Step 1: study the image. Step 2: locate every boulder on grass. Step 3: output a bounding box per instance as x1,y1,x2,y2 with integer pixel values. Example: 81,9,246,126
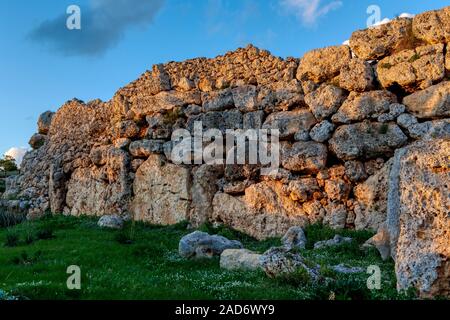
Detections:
98,215,124,229
220,249,262,271
179,231,243,259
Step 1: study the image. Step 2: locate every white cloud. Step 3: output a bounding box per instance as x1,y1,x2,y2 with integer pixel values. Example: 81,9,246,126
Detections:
281,0,343,25
399,13,415,19
4,147,29,167
369,13,415,29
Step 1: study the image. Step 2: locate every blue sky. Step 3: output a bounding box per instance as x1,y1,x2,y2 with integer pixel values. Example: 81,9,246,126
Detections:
0,0,448,163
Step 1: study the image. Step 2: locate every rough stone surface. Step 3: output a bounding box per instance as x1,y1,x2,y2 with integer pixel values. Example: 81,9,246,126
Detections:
212,185,309,240
131,154,191,225
412,6,450,44
339,58,375,92
305,84,346,120
310,120,335,143
363,223,391,261
260,247,321,281
262,109,316,139
297,46,351,83
97,215,124,229
329,122,408,160
29,133,46,149
402,81,450,118
37,111,55,135
179,231,243,259
220,249,262,271
350,18,415,60
377,44,445,91
280,141,327,173
281,226,307,250
314,235,353,249
332,91,397,124
354,159,393,231
387,139,450,298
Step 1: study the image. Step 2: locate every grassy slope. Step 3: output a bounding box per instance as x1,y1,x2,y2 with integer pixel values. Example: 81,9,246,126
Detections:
0,215,414,300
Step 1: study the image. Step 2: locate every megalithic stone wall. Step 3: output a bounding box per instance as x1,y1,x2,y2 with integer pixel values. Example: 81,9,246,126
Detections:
1,5,449,298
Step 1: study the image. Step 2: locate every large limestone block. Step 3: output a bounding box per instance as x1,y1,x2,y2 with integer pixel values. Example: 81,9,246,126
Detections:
131,154,191,225
377,44,445,92
212,181,309,240
296,45,351,83
354,158,393,231
280,141,327,173
262,109,316,139
305,84,346,120
329,122,407,160
412,6,450,44
37,111,55,135
65,148,132,216
339,58,375,92
350,18,415,60
387,139,450,298
402,81,450,118
332,90,397,124
130,90,201,118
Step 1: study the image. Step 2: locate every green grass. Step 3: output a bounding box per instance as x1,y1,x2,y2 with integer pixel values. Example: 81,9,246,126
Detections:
0,215,416,300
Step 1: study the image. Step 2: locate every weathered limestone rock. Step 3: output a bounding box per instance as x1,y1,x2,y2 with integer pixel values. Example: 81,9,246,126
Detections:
363,223,391,261
114,120,140,139
97,215,124,229
412,6,450,44
377,103,406,122
314,235,352,249
344,160,368,183
354,159,393,231
387,139,450,298
339,58,375,92
332,91,397,124
260,247,321,281
262,109,316,139
296,45,351,83
179,231,243,259
65,148,132,216
305,84,346,120
402,81,450,118
29,133,46,149
282,226,307,250
37,111,55,134
190,165,224,227
309,120,335,142
220,249,262,271
286,178,320,203
131,154,191,225
202,88,234,112
329,122,408,160
280,141,327,173
243,110,265,130
323,202,348,230
257,80,304,112
324,178,351,202
377,44,445,91
232,85,258,112
212,184,309,240
130,90,201,119
129,139,164,158
350,18,415,60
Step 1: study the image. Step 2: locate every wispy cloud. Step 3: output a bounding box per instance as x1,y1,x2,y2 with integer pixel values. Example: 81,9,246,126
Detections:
4,147,29,167
29,0,165,56
281,0,342,25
